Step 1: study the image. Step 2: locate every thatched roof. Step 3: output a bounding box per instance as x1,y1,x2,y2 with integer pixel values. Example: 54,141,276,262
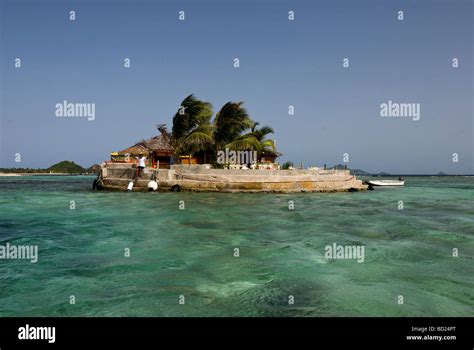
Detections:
118,135,173,155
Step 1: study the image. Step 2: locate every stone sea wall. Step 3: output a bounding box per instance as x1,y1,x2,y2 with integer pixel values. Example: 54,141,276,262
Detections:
98,163,367,192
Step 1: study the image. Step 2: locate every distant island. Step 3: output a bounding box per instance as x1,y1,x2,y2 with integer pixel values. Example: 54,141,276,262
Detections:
0,161,100,175
0,160,465,177
329,164,371,176
325,165,461,176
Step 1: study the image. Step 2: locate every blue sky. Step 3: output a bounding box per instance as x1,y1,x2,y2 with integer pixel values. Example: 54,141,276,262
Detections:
1,0,472,174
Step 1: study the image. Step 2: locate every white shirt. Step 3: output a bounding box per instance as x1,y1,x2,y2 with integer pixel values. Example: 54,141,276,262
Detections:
138,157,146,167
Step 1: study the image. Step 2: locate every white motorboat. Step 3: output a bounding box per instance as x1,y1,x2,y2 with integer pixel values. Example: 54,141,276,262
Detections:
368,179,405,187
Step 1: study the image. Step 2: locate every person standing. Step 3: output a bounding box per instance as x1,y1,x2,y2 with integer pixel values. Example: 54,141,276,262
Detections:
136,154,146,178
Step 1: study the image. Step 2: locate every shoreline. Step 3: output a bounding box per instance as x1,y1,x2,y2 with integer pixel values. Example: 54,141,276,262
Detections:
1,172,472,178
0,173,95,177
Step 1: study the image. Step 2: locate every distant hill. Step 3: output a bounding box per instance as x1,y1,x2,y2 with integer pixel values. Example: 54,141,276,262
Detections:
351,169,371,176
330,164,348,170
0,160,90,174
47,161,85,174
330,164,371,176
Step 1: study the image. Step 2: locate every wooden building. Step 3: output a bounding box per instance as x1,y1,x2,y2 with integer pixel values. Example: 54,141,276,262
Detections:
111,135,174,169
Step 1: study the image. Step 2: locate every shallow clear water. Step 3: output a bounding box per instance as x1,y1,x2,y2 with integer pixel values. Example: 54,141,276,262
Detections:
0,176,472,316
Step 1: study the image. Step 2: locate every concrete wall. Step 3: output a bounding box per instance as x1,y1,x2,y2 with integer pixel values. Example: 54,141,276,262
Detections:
99,163,367,192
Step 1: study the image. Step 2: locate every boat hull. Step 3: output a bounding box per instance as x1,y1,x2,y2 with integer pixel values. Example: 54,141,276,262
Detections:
368,180,404,186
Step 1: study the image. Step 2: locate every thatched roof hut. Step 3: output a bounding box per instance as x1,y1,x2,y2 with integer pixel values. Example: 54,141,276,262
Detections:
117,135,173,156
111,133,174,169
259,150,282,163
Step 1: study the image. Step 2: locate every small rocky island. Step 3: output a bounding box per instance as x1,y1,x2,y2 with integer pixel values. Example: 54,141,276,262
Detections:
0,161,100,176
94,95,367,193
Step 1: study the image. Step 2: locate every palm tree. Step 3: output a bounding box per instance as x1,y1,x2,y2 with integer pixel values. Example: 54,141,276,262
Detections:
226,122,275,153
213,102,254,150
169,96,278,165
156,124,172,144
178,123,214,163
248,122,276,153
171,94,213,159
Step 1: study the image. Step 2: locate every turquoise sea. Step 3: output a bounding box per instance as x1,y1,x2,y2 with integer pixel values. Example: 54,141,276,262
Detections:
0,176,472,316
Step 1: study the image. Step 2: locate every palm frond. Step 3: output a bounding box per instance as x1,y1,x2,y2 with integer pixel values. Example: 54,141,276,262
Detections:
225,137,261,151
260,139,276,151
